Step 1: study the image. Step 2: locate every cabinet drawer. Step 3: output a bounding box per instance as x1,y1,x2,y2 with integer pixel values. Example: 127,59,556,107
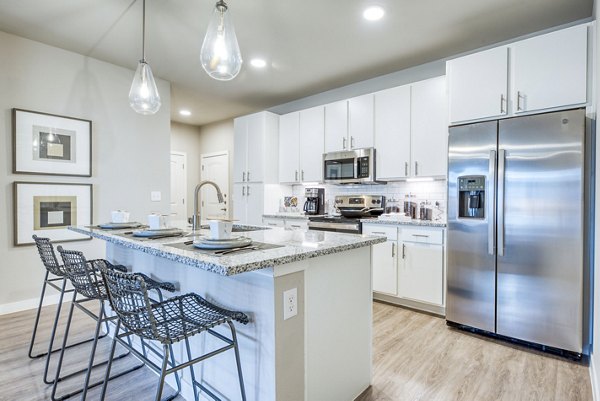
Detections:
263,218,284,228
363,225,398,241
401,227,443,244
285,220,308,230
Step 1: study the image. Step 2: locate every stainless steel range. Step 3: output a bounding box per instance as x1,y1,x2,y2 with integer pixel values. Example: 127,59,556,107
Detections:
308,195,385,234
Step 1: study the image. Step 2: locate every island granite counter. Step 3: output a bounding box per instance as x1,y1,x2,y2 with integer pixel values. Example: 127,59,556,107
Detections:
69,225,385,401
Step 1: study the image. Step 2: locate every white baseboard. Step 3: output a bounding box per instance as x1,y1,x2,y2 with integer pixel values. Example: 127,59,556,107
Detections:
0,293,63,316
591,354,600,401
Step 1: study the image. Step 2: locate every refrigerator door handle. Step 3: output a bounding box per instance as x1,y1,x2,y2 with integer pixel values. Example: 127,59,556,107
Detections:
488,150,497,255
498,149,506,256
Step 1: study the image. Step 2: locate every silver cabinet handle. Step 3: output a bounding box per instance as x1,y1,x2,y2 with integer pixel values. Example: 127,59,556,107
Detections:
372,231,386,235
242,186,246,196
488,150,497,255
414,161,418,176
247,171,250,181
412,234,429,238
498,150,506,256
516,91,523,111
392,242,396,258
342,137,347,149
295,170,298,181
351,136,355,149
290,224,301,228
247,185,251,196
402,243,406,259
301,170,305,181
267,223,278,226
405,162,408,176
242,171,246,182
500,94,505,114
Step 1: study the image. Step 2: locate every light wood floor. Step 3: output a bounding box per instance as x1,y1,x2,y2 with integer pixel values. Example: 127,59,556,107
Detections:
0,301,592,401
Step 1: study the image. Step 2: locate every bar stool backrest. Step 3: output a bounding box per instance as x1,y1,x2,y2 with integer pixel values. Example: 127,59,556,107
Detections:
32,235,65,277
100,268,158,340
57,246,106,300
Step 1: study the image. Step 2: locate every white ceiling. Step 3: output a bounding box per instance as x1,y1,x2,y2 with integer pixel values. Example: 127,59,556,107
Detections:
0,0,593,126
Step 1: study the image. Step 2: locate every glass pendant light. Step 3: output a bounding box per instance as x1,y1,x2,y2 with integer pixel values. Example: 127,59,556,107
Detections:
200,0,243,81
129,0,161,114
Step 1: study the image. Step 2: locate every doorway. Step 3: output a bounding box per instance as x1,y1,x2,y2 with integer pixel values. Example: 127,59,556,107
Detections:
200,151,230,220
170,152,187,222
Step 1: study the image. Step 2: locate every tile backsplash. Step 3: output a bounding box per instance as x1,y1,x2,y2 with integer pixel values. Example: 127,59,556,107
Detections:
277,180,447,220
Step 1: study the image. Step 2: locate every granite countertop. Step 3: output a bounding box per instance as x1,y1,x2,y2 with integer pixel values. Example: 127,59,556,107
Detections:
262,213,325,220
69,224,385,276
361,219,447,228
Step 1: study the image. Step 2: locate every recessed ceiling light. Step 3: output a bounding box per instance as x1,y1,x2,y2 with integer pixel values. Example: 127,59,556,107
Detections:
363,6,385,21
250,58,267,68
179,109,191,116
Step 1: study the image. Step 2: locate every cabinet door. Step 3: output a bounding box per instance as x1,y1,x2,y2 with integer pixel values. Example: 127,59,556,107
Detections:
348,94,374,149
398,242,443,305
245,113,265,183
372,240,398,295
512,24,587,114
447,46,508,124
245,183,264,226
374,85,411,179
279,112,300,183
299,106,325,182
232,184,246,223
411,76,448,177
324,100,349,152
233,118,247,183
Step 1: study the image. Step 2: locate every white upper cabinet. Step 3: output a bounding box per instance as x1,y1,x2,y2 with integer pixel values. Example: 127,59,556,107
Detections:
324,100,349,153
447,46,509,124
447,23,589,124
299,106,325,182
411,76,448,177
278,112,300,183
374,85,411,179
511,24,588,114
348,94,374,149
233,111,279,184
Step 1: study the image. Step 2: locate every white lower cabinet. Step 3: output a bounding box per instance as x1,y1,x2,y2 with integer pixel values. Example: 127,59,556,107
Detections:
262,216,308,230
364,223,445,313
284,220,308,230
263,217,285,228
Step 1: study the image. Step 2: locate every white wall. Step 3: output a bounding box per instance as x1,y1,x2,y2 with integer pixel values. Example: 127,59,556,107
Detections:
171,121,202,218
0,31,171,311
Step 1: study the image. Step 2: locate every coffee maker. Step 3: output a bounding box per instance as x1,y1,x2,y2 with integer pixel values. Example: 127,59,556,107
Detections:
304,188,325,215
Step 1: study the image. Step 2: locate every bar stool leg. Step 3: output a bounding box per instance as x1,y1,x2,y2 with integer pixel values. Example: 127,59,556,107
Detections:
28,271,51,358
168,344,182,398
100,320,120,401
228,321,247,401
42,278,69,383
81,301,106,400
184,337,200,401
155,344,171,401
51,291,78,401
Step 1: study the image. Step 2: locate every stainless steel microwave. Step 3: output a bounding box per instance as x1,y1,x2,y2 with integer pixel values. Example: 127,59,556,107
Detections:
323,148,384,184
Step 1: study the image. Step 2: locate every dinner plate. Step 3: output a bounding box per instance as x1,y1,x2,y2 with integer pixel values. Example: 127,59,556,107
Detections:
98,222,144,229
197,235,243,243
193,237,252,250
133,228,184,238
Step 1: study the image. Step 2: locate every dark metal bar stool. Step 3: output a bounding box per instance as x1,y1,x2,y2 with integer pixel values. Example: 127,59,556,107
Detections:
99,268,249,401
53,246,178,401
31,235,115,386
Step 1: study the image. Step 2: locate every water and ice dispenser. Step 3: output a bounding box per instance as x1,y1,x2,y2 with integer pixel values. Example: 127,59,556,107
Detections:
458,176,485,219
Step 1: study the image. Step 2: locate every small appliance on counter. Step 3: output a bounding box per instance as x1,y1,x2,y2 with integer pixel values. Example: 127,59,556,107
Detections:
303,188,325,215
308,195,385,234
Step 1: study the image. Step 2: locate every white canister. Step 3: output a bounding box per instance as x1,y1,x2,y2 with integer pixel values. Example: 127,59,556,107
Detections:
148,214,169,230
208,220,233,240
111,210,130,223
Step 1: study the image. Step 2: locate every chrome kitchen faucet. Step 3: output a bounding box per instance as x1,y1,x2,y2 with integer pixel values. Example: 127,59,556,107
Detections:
192,180,225,231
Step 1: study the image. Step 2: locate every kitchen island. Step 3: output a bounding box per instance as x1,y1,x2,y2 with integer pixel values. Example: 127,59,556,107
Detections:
69,224,385,401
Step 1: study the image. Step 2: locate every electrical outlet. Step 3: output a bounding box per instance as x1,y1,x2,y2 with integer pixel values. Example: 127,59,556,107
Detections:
151,191,161,202
283,288,297,320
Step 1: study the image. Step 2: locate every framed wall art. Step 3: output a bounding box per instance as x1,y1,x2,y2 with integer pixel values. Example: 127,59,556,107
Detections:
13,181,92,246
13,108,92,177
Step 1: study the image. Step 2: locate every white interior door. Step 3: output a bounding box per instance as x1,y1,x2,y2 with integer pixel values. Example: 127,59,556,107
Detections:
170,152,187,221
201,151,230,221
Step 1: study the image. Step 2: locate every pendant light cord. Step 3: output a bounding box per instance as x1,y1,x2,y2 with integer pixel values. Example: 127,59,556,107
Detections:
141,0,146,62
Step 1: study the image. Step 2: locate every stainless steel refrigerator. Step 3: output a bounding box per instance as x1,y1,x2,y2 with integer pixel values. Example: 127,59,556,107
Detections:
446,108,590,355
